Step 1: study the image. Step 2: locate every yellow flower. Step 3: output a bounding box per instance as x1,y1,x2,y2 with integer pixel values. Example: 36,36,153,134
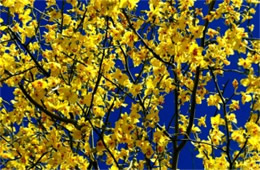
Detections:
194,140,212,159
19,9,32,26
207,94,221,109
96,140,105,155
58,86,78,104
0,25,7,31
248,136,260,150
119,0,139,9
210,128,224,145
122,31,138,48
207,28,219,38
189,25,205,39
192,125,201,133
231,128,246,144
229,100,240,111
214,154,229,169
238,58,252,69
189,43,203,60
110,163,119,170
211,114,225,128
62,14,72,26
232,0,243,8
153,129,164,144
113,69,129,85
226,113,237,124
245,121,260,137
241,92,252,104
72,129,82,140
46,0,56,7
1,0,14,8
232,79,239,89
130,83,142,97
179,0,195,10
145,146,154,158
198,115,207,127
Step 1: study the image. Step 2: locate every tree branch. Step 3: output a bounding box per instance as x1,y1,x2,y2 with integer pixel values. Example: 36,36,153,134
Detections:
18,81,81,129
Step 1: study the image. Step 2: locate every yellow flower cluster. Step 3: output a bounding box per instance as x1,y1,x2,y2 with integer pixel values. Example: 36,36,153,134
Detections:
0,0,259,169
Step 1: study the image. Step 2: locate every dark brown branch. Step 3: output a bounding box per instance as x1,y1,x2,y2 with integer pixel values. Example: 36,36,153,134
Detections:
0,66,36,84
101,96,117,136
209,67,232,168
231,139,248,168
28,151,50,169
172,1,216,168
176,66,201,150
86,16,109,117
7,27,50,77
60,0,65,34
122,10,174,67
172,87,179,169
87,119,120,169
74,7,88,32
18,82,81,129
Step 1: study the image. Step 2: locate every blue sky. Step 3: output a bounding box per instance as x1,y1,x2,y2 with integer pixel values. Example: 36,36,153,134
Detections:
0,0,259,169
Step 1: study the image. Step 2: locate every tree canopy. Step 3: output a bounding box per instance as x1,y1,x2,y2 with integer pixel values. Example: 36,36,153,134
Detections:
0,0,259,169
